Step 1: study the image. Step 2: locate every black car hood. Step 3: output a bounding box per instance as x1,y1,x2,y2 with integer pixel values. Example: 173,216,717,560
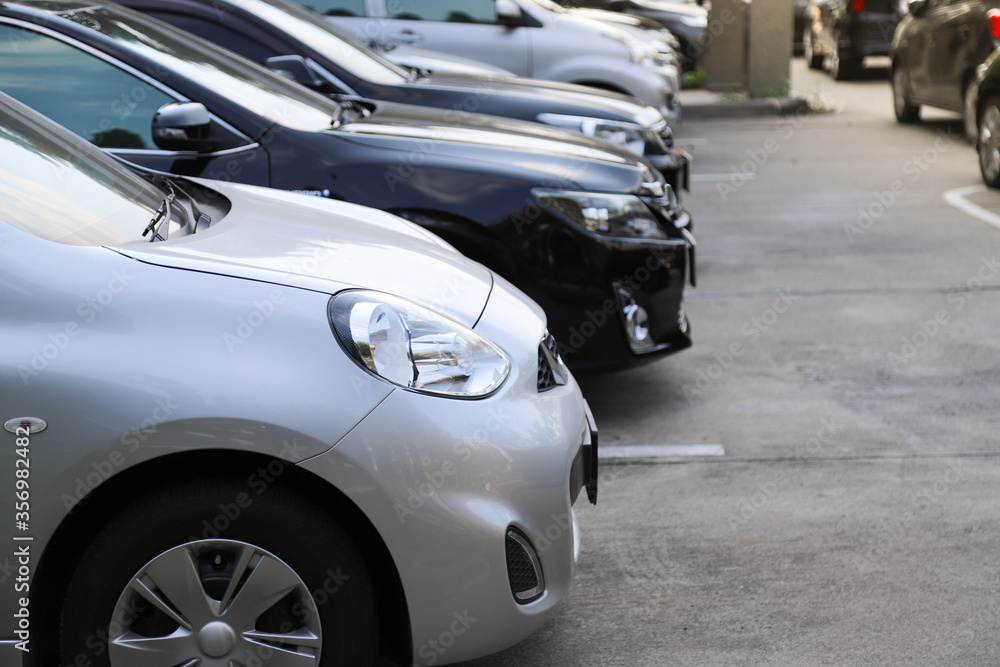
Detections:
330,100,647,170
411,73,665,127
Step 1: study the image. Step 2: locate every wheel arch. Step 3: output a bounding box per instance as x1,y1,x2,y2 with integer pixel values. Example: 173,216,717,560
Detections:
33,448,413,666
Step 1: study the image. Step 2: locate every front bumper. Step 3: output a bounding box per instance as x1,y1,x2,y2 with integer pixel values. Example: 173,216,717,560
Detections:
299,278,596,665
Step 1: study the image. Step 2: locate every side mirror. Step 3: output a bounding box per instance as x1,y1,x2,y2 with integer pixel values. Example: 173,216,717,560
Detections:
264,55,325,88
151,102,214,152
907,0,929,16
496,0,522,24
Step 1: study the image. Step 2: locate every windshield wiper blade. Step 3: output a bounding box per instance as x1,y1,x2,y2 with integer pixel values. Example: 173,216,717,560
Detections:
142,192,175,242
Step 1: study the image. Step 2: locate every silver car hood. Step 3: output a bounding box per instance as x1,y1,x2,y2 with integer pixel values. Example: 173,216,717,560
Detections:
113,181,494,326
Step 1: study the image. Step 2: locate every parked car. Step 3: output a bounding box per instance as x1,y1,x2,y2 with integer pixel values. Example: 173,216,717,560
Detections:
795,0,810,53
0,0,694,372
381,44,519,76
803,0,903,80
303,0,682,119
557,0,709,71
891,0,1000,138
0,89,597,666
970,48,1000,185
115,0,690,191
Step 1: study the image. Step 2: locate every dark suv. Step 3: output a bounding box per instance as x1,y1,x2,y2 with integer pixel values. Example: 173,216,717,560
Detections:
804,0,903,80
891,0,1000,138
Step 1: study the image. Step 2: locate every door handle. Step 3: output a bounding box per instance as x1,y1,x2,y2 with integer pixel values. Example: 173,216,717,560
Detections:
390,29,423,46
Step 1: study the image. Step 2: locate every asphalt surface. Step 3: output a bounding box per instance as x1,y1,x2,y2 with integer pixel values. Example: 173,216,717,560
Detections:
455,58,1000,666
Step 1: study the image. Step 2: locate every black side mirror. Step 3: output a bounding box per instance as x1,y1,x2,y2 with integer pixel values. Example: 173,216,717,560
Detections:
907,0,929,16
264,55,325,87
151,102,214,152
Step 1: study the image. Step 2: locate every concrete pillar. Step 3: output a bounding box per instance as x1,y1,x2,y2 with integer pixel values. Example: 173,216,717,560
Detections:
746,0,794,98
702,0,748,92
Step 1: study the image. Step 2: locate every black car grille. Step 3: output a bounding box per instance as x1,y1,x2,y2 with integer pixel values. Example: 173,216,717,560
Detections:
505,528,544,603
537,331,563,392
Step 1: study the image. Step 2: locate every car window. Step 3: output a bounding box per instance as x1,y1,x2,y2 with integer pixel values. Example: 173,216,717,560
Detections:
299,0,367,16
144,12,281,65
233,0,408,85
386,0,500,24
39,6,339,133
0,24,176,150
0,95,170,245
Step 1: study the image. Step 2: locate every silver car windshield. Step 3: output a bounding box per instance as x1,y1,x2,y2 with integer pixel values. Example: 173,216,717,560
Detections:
0,96,170,245
55,5,341,132
235,0,409,85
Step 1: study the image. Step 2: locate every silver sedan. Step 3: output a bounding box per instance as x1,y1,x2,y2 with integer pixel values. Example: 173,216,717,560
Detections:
0,92,597,667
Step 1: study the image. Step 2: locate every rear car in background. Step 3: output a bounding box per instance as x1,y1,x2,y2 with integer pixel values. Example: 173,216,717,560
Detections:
891,0,1000,138
0,90,597,667
804,0,903,79
306,0,682,121
559,0,708,71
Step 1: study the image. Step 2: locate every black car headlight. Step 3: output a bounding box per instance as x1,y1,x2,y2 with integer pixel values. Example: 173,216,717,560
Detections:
533,189,668,240
330,291,510,398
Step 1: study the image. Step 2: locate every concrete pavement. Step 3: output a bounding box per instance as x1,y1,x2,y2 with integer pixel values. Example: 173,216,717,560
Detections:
454,57,1000,666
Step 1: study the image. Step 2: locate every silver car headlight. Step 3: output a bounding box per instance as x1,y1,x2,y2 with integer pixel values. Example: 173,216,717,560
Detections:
536,113,649,155
329,291,510,398
533,189,667,240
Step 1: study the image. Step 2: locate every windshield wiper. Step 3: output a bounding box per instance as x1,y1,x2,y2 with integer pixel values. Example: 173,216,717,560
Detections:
142,190,175,242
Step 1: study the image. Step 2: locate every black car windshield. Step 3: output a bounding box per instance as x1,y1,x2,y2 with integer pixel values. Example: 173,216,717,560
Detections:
53,3,342,132
0,94,171,245
234,0,408,85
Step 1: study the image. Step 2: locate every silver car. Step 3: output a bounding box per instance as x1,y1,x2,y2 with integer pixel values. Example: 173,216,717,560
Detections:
0,92,597,667
306,0,680,119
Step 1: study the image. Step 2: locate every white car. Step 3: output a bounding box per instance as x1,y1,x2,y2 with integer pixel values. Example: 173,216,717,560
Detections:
0,91,597,667
304,0,680,119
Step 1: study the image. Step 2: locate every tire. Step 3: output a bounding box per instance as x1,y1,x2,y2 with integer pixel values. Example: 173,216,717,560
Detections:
59,477,378,667
804,31,823,70
979,97,1000,188
892,67,920,123
964,80,978,144
830,37,859,81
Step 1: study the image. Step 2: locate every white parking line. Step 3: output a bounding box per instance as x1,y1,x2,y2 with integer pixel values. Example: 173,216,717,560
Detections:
943,185,1000,230
598,444,725,459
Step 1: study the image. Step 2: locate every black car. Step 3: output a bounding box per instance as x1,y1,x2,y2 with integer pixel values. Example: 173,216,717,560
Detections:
559,0,708,71
969,48,1000,185
0,0,694,371
892,0,1000,138
804,0,903,79
112,0,690,193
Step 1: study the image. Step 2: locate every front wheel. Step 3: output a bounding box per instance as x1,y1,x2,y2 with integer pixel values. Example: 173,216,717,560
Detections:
979,97,1000,188
892,67,920,123
59,477,379,667
830,37,859,81
804,31,823,69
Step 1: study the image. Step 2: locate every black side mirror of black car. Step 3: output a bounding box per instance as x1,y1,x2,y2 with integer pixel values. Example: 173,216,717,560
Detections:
152,102,214,152
907,0,929,16
264,55,325,88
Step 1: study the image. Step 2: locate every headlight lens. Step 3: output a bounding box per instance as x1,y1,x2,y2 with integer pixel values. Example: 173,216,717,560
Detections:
329,291,510,398
533,189,668,240
536,113,649,155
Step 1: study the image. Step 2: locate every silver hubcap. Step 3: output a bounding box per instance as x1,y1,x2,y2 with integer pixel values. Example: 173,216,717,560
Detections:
981,106,1000,182
108,539,322,667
